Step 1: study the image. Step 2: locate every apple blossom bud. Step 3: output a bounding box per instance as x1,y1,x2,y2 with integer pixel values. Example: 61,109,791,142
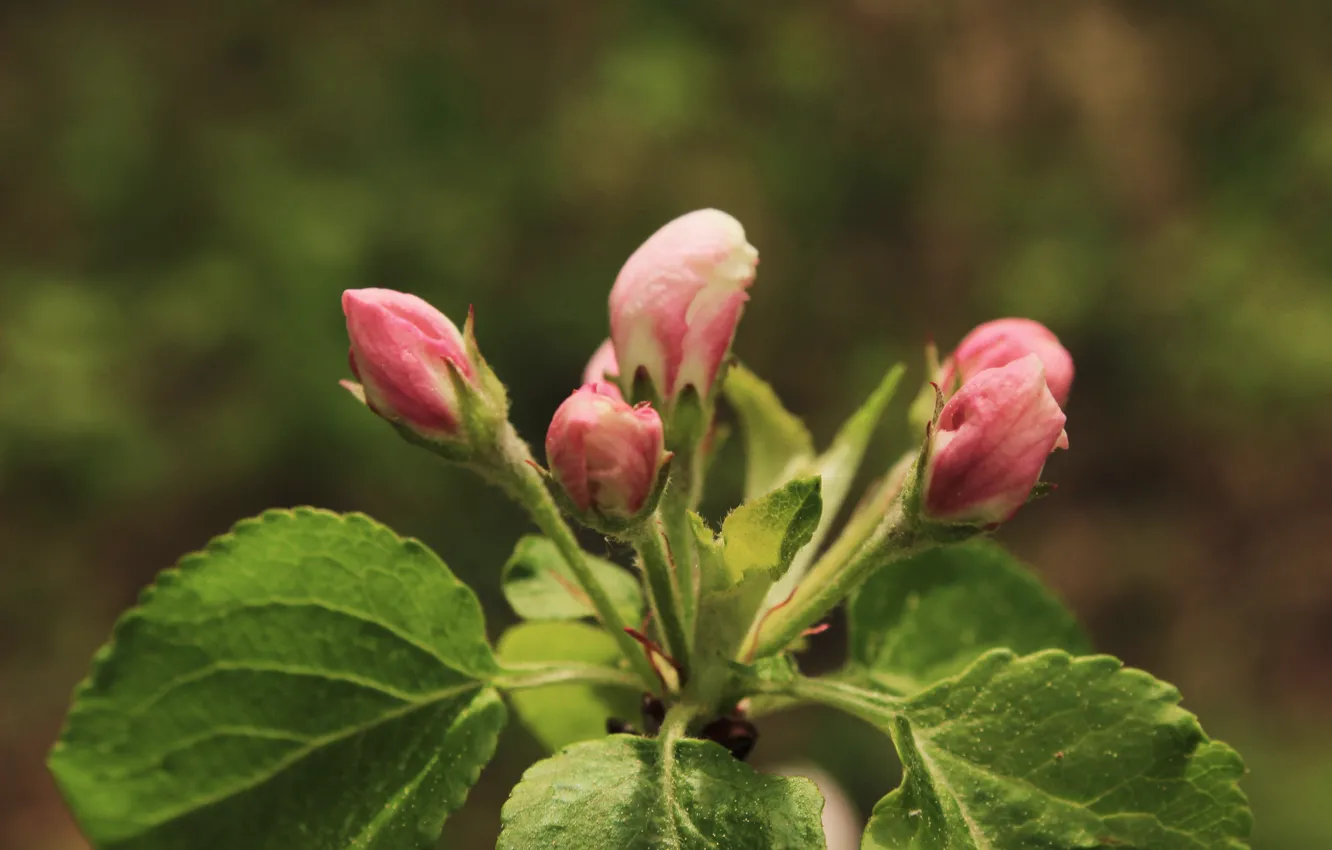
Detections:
947,318,1074,407
545,382,667,520
583,339,621,391
609,209,758,404
343,288,473,439
923,355,1068,524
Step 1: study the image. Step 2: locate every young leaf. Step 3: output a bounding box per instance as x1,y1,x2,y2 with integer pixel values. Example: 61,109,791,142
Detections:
846,540,1089,694
501,534,643,623
48,508,506,850
862,650,1252,850
720,476,823,585
497,621,640,753
498,734,827,849
723,363,814,500
765,363,905,606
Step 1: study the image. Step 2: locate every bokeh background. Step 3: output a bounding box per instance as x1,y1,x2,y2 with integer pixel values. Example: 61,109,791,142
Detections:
3,2,1331,847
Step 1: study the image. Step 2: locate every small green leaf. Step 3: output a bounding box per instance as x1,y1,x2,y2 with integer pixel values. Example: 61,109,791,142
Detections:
723,363,815,500
498,733,827,849
720,476,823,585
846,540,1089,694
498,621,639,753
502,534,643,623
48,508,506,850
863,650,1252,850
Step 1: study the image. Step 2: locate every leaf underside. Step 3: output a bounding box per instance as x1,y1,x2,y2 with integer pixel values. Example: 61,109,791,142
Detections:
48,508,506,850
499,734,828,850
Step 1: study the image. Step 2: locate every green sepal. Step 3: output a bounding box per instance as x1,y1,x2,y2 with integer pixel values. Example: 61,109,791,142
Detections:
545,458,674,538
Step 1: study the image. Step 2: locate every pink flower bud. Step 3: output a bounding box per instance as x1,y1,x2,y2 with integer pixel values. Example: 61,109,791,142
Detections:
946,318,1074,407
923,355,1068,524
342,288,473,438
609,209,758,401
546,382,666,518
583,339,621,391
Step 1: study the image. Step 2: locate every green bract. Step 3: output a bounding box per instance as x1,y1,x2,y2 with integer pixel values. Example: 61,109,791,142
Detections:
48,287,1251,849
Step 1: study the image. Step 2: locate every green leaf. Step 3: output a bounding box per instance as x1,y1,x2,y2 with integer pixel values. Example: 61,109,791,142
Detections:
723,363,815,500
501,534,643,623
498,621,639,753
862,650,1252,850
48,508,506,850
846,540,1089,694
766,363,905,607
498,733,827,849
720,476,823,586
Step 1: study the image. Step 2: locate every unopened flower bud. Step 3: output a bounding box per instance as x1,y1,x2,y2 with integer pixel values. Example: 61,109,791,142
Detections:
583,339,621,394
609,209,758,405
545,382,667,520
343,288,474,439
946,318,1074,407
923,355,1068,524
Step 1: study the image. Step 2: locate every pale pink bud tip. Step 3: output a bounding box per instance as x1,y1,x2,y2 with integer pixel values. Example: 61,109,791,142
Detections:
951,318,1074,407
609,209,758,400
924,355,1068,524
546,382,667,518
342,288,473,437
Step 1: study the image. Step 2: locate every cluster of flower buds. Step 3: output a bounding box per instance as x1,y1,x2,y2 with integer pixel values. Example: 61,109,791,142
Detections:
916,318,1073,526
339,212,1072,536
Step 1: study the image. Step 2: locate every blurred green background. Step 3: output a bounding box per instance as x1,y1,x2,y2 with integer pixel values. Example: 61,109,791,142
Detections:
3,2,1331,848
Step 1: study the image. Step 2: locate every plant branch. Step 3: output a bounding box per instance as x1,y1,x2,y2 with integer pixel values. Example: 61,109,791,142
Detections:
659,441,699,637
630,520,693,676
748,498,928,659
494,661,643,693
752,674,903,728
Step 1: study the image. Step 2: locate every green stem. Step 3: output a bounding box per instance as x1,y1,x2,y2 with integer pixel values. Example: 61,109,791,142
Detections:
631,522,692,675
658,701,702,747
750,498,928,659
659,442,699,636
495,661,642,693
491,425,661,691
753,675,903,727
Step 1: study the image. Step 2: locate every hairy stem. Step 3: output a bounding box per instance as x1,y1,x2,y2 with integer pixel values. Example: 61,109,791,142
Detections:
749,498,927,659
753,675,903,727
495,661,643,693
659,442,699,638
631,521,693,675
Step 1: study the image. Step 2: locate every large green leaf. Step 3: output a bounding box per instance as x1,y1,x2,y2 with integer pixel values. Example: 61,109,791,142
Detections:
863,650,1251,849
846,540,1089,694
501,534,643,623
48,508,506,850
723,363,815,501
498,621,639,753
765,363,905,607
498,733,827,849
